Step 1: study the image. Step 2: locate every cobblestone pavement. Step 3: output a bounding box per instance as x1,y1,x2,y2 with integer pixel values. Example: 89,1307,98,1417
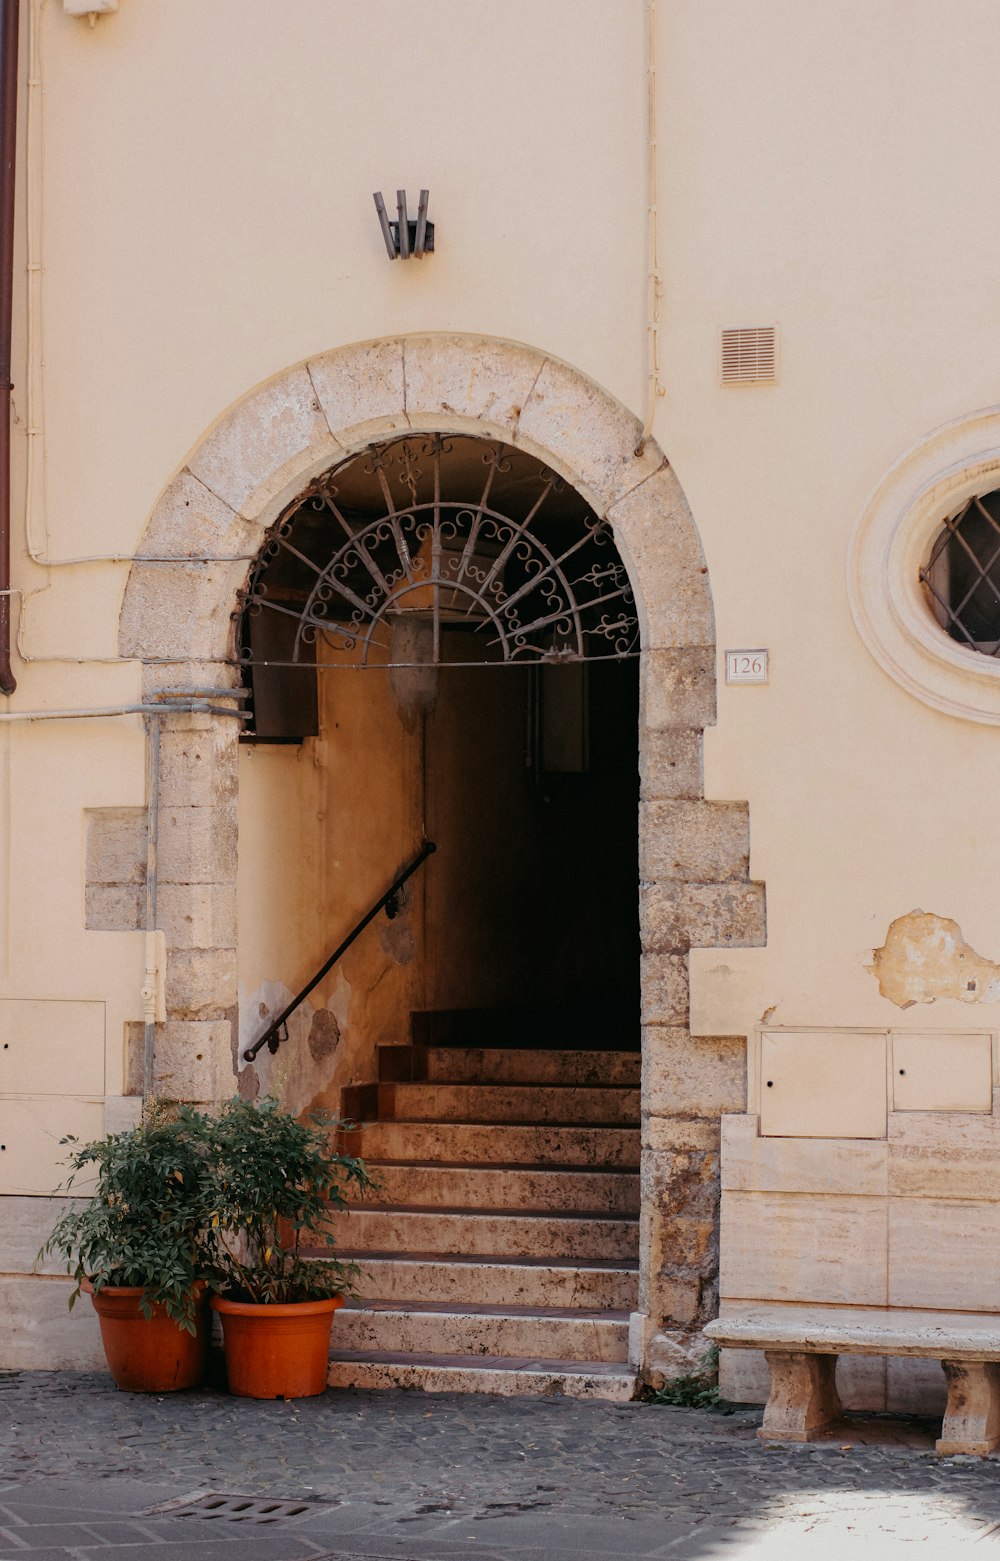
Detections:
3,1372,1000,1558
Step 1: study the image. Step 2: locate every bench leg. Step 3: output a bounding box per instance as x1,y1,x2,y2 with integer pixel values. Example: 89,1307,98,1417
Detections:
758,1350,841,1443
937,1361,1000,1456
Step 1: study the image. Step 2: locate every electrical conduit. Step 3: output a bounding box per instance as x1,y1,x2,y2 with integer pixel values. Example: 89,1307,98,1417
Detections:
0,0,19,694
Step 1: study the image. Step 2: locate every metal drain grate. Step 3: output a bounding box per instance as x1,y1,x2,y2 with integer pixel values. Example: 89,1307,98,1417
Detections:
142,1493,322,1525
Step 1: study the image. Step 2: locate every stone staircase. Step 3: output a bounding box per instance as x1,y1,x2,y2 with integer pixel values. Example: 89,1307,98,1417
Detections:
322,1010,641,1399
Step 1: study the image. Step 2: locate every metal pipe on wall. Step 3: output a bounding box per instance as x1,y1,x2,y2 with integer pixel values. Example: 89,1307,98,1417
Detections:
635,0,663,458
141,713,160,1101
0,0,19,695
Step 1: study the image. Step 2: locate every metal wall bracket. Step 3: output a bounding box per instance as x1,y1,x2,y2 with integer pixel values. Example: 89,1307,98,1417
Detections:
373,189,434,259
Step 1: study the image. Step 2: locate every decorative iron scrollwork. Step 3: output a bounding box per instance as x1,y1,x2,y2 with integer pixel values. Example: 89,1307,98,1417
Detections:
239,434,639,669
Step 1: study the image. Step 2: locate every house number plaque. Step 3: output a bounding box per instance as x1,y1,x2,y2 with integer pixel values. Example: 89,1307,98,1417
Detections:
725,649,768,684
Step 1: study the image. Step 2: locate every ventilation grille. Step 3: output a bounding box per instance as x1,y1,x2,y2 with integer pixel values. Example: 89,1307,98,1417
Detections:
721,326,778,385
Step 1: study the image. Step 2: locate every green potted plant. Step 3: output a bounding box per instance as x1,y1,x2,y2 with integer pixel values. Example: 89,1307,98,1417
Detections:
204,1095,373,1399
39,1105,214,1393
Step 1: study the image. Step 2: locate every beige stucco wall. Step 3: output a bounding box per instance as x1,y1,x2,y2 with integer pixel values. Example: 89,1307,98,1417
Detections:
237,659,425,1116
660,2,1000,1035
8,0,1000,1047
4,0,1000,1379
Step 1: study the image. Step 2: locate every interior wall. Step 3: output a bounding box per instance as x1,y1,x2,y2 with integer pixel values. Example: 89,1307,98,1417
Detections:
237,647,424,1113
237,642,641,1105
424,655,640,1022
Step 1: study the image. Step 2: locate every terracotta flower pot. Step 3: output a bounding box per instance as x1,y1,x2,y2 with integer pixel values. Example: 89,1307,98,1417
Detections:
85,1281,208,1393
211,1295,344,1399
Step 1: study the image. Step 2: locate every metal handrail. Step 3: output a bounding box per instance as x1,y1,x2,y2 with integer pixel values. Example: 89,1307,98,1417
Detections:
241,840,437,1063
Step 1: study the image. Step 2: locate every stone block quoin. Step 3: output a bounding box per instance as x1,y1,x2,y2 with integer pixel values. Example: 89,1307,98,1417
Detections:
84,807,146,932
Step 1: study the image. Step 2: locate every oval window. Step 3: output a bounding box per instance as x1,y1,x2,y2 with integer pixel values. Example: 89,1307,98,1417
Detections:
920,489,1000,656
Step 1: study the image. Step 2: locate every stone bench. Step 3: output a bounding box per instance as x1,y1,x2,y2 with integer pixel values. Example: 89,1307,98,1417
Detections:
705,1304,1000,1455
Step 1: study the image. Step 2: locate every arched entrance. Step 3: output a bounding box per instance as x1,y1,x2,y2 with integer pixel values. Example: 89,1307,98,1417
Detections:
238,428,641,1037
120,334,762,1385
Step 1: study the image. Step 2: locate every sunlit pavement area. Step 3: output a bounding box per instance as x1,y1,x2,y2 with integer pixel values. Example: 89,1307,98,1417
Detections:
3,1373,1000,1559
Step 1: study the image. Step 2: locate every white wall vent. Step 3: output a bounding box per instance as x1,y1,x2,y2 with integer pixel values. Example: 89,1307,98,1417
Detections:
721,326,778,385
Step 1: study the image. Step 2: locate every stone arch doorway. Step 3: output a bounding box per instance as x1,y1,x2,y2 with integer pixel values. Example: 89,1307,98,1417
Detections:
120,334,763,1379
236,428,644,1100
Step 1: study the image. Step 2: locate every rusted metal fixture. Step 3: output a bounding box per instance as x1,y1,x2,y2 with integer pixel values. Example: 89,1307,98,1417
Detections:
373,188,433,259
241,840,437,1063
0,0,19,696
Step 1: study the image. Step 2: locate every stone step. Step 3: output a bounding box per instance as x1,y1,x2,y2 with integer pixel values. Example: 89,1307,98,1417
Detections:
327,1349,639,1401
422,1048,641,1087
365,1162,640,1216
324,1206,639,1261
343,1253,639,1310
337,1302,630,1362
356,1121,640,1168
379,1081,639,1125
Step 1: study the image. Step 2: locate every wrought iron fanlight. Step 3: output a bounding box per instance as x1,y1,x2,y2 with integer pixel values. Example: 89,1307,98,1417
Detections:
238,435,639,671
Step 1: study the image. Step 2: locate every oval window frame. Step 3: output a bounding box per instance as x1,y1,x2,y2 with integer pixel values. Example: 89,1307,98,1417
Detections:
848,406,1000,725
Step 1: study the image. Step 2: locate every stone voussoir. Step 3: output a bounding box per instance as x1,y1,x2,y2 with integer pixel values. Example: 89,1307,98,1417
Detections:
514,355,663,513
139,469,250,561
308,338,408,450
608,465,715,650
403,335,546,438
187,363,342,522
120,558,247,662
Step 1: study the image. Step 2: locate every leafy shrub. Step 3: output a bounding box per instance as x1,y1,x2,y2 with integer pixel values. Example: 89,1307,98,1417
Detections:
203,1096,374,1304
39,1104,214,1332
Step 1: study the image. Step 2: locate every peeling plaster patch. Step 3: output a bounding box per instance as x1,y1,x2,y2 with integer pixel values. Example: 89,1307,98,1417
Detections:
308,1007,341,1063
379,912,416,965
326,967,352,1042
873,911,1000,1007
238,979,310,1091
238,1063,260,1100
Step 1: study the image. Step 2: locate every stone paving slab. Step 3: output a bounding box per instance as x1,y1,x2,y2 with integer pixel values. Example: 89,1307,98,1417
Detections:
2,1372,1000,1556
